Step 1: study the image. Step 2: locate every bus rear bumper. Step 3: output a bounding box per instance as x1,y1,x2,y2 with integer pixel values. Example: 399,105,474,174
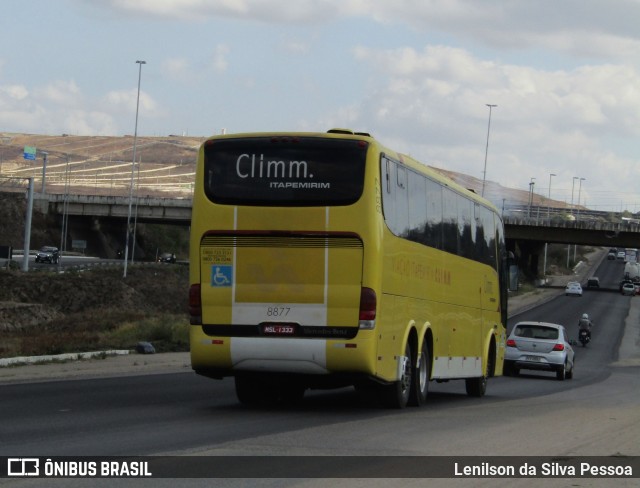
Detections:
191,330,376,379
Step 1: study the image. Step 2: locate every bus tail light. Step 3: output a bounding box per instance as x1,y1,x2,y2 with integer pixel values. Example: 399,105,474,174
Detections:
189,284,202,324
359,287,376,330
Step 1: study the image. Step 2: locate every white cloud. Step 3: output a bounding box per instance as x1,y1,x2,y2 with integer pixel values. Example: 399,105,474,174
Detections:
211,44,230,73
103,0,340,23
103,88,158,116
336,44,640,208
61,110,119,135
34,80,83,106
162,57,192,82
99,0,640,63
280,39,310,55
0,84,29,102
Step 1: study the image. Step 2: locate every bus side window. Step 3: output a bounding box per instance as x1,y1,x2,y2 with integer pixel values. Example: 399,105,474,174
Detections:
442,187,458,254
395,165,409,237
425,178,442,250
407,170,427,245
381,157,409,237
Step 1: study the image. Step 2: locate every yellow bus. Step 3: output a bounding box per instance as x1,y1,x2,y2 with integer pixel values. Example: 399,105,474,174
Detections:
189,129,508,408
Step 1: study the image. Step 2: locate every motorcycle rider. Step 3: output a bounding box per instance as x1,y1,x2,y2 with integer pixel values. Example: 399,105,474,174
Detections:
578,313,593,342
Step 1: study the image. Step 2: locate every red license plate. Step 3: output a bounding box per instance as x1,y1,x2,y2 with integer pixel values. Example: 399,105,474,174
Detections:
262,324,296,335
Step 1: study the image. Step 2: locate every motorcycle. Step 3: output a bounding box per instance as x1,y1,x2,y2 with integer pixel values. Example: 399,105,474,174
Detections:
579,328,590,347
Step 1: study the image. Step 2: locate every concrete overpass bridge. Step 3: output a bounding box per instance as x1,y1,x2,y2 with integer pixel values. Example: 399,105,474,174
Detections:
37,193,192,224
34,194,640,276
503,214,640,278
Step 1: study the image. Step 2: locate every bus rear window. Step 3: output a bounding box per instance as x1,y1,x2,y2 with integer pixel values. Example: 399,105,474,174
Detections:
204,137,368,206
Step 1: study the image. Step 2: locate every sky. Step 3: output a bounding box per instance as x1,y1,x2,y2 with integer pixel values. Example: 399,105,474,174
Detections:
2,0,640,212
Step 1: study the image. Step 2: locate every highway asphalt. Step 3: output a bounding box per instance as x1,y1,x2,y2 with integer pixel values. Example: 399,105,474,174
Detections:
2,249,639,383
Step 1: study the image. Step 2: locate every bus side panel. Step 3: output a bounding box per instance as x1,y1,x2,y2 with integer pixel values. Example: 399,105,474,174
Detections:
375,293,405,382
378,230,499,380
483,267,506,376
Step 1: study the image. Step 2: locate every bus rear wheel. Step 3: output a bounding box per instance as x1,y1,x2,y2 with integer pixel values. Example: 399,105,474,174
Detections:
465,375,487,397
409,340,429,406
235,374,267,405
380,342,412,409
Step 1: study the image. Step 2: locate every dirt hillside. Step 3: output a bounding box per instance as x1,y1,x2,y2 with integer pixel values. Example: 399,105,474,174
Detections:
0,265,189,357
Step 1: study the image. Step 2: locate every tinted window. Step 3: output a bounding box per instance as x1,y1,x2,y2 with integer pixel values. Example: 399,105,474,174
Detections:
442,187,458,254
514,325,559,340
425,179,442,249
379,156,500,268
204,137,368,206
407,169,427,244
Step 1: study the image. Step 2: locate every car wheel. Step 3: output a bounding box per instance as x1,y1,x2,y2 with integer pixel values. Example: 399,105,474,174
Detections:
503,360,517,376
556,361,567,381
566,363,574,380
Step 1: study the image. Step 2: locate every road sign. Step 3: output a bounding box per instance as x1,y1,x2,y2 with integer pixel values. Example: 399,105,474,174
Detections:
23,146,36,160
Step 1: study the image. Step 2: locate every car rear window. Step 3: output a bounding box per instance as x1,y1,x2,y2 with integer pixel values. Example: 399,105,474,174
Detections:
514,325,559,340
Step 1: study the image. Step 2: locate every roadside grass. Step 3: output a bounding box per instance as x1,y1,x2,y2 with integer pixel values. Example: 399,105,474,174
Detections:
0,313,189,359
101,315,189,353
0,265,190,359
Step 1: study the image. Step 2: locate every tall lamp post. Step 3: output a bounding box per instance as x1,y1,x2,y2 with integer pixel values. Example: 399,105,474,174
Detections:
543,173,556,280
41,152,48,194
481,104,497,198
547,173,556,222
573,177,586,262
123,59,146,278
567,176,579,268
576,177,586,221
528,178,535,217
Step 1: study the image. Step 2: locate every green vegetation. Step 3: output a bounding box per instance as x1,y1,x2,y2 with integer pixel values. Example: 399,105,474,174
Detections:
0,265,190,358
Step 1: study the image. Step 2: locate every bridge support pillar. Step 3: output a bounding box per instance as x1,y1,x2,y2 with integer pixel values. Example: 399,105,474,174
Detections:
513,240,545,280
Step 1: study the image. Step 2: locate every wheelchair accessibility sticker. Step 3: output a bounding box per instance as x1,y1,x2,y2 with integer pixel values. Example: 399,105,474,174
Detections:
211,265,232,287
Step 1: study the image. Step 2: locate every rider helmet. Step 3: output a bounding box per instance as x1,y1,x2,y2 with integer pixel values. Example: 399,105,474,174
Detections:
582,313,589,319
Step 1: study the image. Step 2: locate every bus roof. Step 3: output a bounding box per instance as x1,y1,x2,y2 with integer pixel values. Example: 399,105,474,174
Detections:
202,128,501,216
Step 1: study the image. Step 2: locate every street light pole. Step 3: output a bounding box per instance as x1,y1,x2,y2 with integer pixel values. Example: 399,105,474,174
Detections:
574,177,586,262
481,104,497,198
570,176,578,213
567,176,579,269
527,177,535,218
547,173,556,222
41,152,48,194
543,173,556,281
123,59,146,278
576,178,586,221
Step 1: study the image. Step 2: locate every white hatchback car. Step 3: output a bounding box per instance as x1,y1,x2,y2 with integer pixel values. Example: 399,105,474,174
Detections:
565,281,583,297
504,321,575,380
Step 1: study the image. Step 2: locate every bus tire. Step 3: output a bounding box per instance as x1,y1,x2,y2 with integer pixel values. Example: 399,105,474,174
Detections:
465,375,487,397
277,384,306,404
380,342,412,409
409,340,429,406
235,374,267,405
